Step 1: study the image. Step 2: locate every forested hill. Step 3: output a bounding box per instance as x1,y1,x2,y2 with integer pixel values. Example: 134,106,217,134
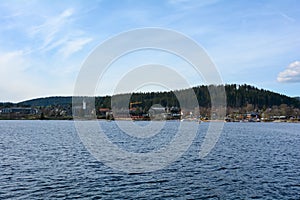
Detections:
18,96,72,107
16,84,299,109
223,84,299,108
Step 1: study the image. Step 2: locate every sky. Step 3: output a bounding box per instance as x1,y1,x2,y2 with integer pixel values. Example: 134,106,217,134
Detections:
0,0,300,102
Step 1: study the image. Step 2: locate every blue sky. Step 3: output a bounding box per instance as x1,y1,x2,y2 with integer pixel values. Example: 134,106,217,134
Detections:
0,0,299,102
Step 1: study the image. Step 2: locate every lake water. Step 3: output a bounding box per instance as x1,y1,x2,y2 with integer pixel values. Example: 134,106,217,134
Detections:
0,120,299,199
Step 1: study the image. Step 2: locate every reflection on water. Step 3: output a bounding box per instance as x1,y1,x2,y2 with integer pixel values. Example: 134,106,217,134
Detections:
0,120,299,199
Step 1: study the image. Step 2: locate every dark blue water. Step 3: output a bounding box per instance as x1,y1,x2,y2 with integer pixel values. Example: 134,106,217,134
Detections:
0,120,299,199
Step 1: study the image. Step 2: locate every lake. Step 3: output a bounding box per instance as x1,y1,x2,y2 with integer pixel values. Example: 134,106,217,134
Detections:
0,120,299,199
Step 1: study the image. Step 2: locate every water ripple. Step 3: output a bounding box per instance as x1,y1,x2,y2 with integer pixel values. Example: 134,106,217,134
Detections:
0,121,299,199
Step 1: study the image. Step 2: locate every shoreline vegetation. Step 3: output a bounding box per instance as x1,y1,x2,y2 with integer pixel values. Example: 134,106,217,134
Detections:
0,117,299,123
1,84,299,122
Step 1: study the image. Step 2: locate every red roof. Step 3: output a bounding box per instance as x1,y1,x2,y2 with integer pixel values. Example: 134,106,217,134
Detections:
99,108,110,112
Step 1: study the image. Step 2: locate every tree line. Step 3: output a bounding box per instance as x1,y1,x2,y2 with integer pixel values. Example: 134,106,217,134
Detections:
9,84,300,118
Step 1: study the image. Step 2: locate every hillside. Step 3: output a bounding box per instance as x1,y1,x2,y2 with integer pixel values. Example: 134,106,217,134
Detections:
19,96,72,107
16,84,299,109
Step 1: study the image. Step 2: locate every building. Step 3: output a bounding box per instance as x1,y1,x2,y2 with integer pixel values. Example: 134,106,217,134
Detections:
0,107,38,115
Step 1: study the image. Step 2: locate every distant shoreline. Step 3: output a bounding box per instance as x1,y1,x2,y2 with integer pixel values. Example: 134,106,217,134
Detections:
0,117,299,123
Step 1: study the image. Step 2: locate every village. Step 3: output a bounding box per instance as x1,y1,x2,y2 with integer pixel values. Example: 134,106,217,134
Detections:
0,102,299,123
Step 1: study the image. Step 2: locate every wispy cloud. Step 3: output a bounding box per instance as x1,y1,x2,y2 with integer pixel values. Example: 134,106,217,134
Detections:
277,61,300,83
0,3,95,101
0,51,41,102
26,8,93,58
58,37,93,58
168,0,220,10
279,12,296,22
0,49,79,102
29,8,74,51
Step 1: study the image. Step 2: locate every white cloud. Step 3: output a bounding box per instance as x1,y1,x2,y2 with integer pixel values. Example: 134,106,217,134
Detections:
0,50,79,102
29,8,74,51
27,8,93,58
277,61,300,83
58,37,93,58
279,12,296,22
0,51,42,102
0,5,94,102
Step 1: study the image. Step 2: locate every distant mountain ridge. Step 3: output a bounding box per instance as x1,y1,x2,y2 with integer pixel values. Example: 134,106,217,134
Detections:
6,84,300,109
19,96,72,107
